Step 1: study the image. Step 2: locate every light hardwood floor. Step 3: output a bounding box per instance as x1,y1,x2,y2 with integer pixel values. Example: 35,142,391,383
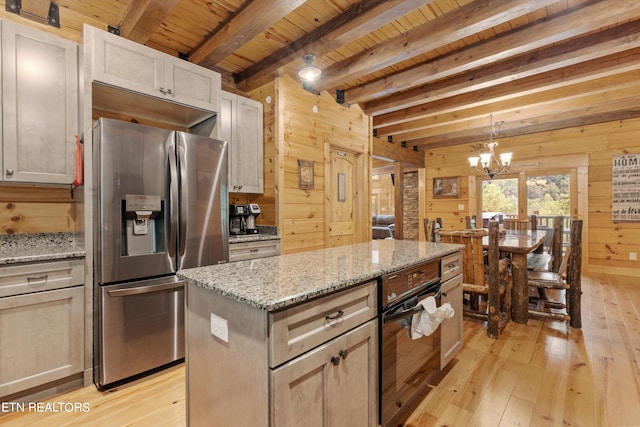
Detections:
1,273,639,427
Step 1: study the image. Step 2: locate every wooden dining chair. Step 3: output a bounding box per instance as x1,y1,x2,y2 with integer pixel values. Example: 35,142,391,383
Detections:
527,219,583,328
437,222,511,338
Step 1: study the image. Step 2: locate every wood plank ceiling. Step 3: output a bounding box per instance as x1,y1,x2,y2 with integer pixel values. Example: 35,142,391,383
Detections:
25,0,640,154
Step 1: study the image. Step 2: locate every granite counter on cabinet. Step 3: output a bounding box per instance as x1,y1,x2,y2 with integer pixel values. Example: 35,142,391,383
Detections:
178,239,462,311
0,232,85,265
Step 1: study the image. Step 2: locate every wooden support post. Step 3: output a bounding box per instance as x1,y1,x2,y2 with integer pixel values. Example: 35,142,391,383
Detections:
487,221,500,339
567,219,583,328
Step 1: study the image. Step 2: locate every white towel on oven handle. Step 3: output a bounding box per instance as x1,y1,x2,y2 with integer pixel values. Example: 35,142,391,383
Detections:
410,296,454,339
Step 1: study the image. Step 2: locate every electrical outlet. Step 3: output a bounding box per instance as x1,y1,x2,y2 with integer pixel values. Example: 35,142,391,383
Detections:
630,252,637,261
458,204,465,210
210,313,229,343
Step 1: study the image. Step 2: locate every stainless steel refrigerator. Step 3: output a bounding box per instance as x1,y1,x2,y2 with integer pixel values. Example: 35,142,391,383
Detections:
92,118,228,389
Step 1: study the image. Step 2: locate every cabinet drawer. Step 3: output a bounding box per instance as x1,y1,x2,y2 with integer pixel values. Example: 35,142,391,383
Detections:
229,239,280,262
0,259,84,297
441,252,463,283
269,281,377,368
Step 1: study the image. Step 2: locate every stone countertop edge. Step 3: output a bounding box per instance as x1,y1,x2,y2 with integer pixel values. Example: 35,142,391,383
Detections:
178,240,464,312
0,232,86,265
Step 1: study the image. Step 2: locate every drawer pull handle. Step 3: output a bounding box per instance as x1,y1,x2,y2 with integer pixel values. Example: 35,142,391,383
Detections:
448,263,457,268
249,248,259,253
27,274,48,283
339,349,348,360
325,310,344,321
442,292,448,298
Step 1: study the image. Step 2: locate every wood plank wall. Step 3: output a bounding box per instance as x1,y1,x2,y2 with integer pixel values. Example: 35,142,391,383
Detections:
260,75,370,254
0,185,76,234
426,117,640,277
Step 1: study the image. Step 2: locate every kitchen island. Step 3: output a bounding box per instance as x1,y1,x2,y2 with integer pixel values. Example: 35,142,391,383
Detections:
178,239,462,427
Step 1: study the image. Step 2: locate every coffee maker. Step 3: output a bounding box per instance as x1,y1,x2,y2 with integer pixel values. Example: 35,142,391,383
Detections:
245,203,261,234
229,204,249,235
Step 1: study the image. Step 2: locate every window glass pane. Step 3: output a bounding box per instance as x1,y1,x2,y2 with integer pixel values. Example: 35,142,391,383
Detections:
481,178,518,223
526,174,570,217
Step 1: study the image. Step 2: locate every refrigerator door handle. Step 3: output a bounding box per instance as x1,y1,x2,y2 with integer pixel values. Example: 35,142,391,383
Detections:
178,142,188,256
168,139,179,258
106,281,185,297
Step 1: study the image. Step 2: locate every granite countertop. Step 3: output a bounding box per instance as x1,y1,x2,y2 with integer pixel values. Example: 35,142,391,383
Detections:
178,239,463,312
0,232,85,265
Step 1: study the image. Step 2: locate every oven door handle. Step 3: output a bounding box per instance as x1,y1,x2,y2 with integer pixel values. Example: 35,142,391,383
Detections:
107,281,185,297
383,304,425,323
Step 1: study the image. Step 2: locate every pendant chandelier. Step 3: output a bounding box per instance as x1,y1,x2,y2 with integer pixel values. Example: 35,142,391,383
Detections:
468,114,512,179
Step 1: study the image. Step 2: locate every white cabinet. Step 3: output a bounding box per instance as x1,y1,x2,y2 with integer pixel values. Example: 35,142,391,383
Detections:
228,238,280,262
0,259,84,398
1,20,78,184
220,91,264,193
440,252,463,368
87,24,220,113
271,321,378,427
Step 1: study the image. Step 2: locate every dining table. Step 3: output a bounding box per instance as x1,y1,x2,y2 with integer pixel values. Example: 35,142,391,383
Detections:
483,229,546,323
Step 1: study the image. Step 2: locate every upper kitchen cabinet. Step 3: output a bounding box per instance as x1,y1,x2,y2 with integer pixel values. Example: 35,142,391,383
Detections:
1,20,78,184
220,91,263,193
85,25,221,126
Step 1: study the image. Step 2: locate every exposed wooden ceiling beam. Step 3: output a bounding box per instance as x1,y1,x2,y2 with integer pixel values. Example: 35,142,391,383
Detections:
119,0,181,44
375,69,640,142
234,0,431,91
350,0,640,108
190,0,307,69
308,0,558,93
373,22,640,136
416,96,640,149
373,47,640,132
372,137,424,168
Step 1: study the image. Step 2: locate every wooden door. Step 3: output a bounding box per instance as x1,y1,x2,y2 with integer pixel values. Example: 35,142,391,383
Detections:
327,149,358,247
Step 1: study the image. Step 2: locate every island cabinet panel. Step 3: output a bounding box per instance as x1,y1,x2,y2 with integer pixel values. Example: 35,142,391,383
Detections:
440,252,463,368
271,320,378,427
185,280,378,427
1,20,78,184
269,280,376,367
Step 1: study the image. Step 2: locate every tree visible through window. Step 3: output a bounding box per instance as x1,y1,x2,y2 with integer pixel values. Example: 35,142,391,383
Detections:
526,174,570,216
482,178,518,216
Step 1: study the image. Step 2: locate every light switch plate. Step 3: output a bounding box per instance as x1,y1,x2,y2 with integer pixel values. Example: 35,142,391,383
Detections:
458,204,465,210
630,252,637,261
210,313,229,343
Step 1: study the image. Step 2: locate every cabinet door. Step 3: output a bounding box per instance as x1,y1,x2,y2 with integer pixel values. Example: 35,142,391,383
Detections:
0,286,84,397
271,320,378,427
222,91,264,193
165,57,220,111
91,25,165,99
235,96,264,193
1,21,78,184
441,273,463,368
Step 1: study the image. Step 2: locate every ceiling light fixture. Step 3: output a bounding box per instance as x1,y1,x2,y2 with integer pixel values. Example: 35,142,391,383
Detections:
298,54,321,82
468,114,512,179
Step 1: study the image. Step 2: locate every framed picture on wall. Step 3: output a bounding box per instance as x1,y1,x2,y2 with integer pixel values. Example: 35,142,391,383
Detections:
433,176,459,198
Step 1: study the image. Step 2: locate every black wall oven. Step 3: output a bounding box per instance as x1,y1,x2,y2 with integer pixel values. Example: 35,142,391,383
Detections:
379,260,441,427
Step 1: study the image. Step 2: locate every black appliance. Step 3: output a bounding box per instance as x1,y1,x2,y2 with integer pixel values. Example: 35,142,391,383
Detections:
379,260,442,426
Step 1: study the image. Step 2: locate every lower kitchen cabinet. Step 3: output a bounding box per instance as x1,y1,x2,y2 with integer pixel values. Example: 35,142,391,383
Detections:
271,320,378,427
440,267,463,369
186,279,378,427
0,259,84,398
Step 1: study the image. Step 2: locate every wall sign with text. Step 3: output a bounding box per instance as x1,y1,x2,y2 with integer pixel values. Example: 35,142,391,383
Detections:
612,153,640,222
